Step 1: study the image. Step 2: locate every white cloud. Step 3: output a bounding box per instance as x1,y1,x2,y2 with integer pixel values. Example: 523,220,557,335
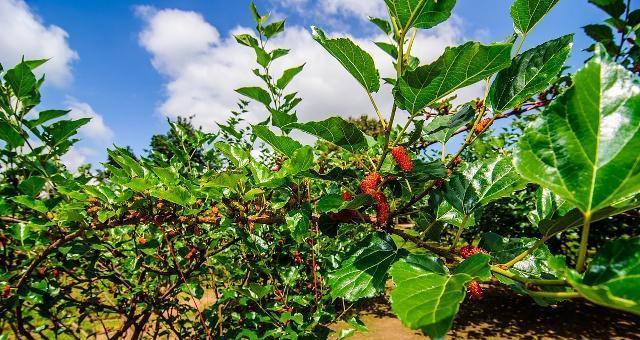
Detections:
65,98,114,143
61,146,95,172
0,0,78,86
137,6,484,133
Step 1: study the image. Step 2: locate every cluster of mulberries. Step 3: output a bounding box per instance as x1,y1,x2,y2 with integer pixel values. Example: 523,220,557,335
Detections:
391,146,414,172
459,245,487,259
467,280,483,300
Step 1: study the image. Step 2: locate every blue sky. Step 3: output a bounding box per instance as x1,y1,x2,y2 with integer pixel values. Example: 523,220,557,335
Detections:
2,0,606,169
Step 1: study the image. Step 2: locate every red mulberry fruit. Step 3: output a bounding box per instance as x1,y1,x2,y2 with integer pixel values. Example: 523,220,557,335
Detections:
371,191,390,225
342,191,354,201
474,118,492,134
360,172,382,195
391,146,414,172
467,280,483,300
460,245,486,259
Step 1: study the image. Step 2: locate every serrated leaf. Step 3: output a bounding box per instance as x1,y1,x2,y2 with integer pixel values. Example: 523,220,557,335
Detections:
236,87,271,107
0,120,25,148
583,24,614,43
423,104,476,143
453,253,492,281
389,255,471,338
488,34,573,111
263,20,285,38
395,42,513,114
150,187,194,207
26,109,70,128
510,0,560,36
45,118,90,147
252,125,302,157
515,48,640,214
276,64,305,89
288,117,367,153
312,27,380,93
369,17,392,35
563,237,640,315
384,0,457,30
328,233,406,301
18,177,46,196
4,61,37,98
286,210,310,244
444,157,526,215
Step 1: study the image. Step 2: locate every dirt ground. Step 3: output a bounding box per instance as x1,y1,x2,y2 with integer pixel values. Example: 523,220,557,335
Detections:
330,284,640,339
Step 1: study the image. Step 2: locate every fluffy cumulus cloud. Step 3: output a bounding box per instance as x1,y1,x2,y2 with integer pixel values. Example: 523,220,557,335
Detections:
0,0,78,86
137,4,484,132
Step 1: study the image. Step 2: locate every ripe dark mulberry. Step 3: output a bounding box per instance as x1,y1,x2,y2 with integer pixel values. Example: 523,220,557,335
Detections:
467,280,483,299
360,172,382,195
391,146,414,172
460,245,487,259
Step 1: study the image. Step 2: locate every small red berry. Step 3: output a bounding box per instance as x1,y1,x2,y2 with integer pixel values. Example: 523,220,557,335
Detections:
342,192,354,201
138,237,147,245
460,245,487,259
53,269,60,278
391,146,414,172
2,286,10,299
467,280,483,300
360,172,382,195
453,156,463,167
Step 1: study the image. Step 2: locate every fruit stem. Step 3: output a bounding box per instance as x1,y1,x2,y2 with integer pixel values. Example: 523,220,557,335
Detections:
576,211,592,272
525,290,581,299
491,266,567,286
449,214,469,251
502,237,549,269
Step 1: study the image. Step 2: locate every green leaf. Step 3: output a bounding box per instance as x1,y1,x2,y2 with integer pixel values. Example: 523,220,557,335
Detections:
150,187,194,207
444,157,526,215
588,0,626,18
389,255,471,338
480,232,560,280
527,187,573,228
288,117,367,153
369,17,392,35
423,104,476,144
488,34,573,112
514,49,640,214
4,61,37,98
235,87,271,107
26,110,70,128
263,20,285,38
276,64,305,90
11,196,49,213
316,194,345,213
18,177,46,196
564,237,640,315
384,0,457,30
395,41,513,114
453,253,492,281
215,142,251,168
252,125,302,157
423,191,477,228
282,146,314,175
583,24,614,43
537,195,640,237
0,120,25,148
44,118,90,147
235,33,259,48
510,0,560,36
286,210,310,244
312,27,380,93
151,166,179,186
328,233,406,301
